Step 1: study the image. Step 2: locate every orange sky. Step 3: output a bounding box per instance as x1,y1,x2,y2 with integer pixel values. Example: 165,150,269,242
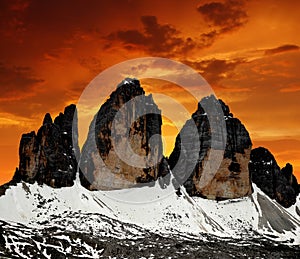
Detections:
0,0,300,184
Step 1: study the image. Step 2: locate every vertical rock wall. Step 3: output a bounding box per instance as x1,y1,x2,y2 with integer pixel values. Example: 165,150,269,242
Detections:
17,104,78,187
169,96,253,200
249,147,299,207
79,78,168,190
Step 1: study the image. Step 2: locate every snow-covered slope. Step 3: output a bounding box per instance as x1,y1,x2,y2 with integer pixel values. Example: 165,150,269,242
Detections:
195,184,300,244
285,194,300,219
0,176,223,238
0,176,299,246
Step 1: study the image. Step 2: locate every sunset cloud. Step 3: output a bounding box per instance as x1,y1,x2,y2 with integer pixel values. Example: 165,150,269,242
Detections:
184,58,245,85
198,0,248,32
197,0,248,45
0,0,300,183
79,57,103,75
279,85,300,93
0,62,44,101
264,44,300,56
107,15,196,56
0,112,34,128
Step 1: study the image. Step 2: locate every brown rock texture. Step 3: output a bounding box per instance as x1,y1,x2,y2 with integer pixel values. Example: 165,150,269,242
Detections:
16,104,79,187
1,79,298,209
79,78,169,190
169,95,253,200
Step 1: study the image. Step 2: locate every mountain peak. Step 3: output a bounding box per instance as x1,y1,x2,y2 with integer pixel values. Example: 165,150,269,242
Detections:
117,77,139,88
80,78,167,190
170,94,252,200
0,78,298,209
193,95,232,117
249,147,299,207
64,103,76,117
42,113,52,125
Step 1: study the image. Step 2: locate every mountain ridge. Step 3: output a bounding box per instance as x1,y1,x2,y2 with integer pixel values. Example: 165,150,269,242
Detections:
0,175,299,257
0,78,299,257
1,78,298,207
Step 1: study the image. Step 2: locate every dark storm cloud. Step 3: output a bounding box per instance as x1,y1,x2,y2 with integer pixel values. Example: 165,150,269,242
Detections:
199,30,218,47
264,44,300,55
0,62,44,101
197,0,248,46
184,58,245,84
197,0,248,32
107,15,196,56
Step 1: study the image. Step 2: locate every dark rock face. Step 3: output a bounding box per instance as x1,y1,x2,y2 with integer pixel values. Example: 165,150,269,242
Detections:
80,78,169,190
0,78,298,209
281,163,299,195
16,104,79,188
169,96,253,200
249,147,299,208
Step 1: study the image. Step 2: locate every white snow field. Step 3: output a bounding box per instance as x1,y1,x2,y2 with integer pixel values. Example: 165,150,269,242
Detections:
0,174,299,246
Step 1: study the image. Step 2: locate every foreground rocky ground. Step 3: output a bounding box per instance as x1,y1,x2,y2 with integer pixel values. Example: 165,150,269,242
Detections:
0,219,299,259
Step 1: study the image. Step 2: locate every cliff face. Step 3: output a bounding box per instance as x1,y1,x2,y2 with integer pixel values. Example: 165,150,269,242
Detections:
169,96,253,200
79,78,169,190
16,104,79,188
249,147,299,208
1,78,299,208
